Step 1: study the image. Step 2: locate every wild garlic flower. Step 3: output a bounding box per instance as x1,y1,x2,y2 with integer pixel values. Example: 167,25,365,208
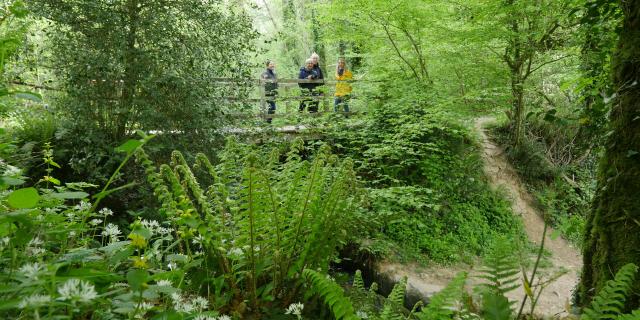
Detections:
285,302,304,316
156,279,172,287
18,294,51,309
99,207,114,217
74,201,91,212
89,218,103,226
139,301,154,311
192,234,205,245
217,315,232,320
167,262,177,271
157,226,172,235
227,247,243,259
356,310,369,319
19,262,45,280
57,279,98,303
171,293,195,313
192,296,209,311
102,223,121,243
0,237,10,251
193,316,216,320
4,164,22,176
26,237,45,257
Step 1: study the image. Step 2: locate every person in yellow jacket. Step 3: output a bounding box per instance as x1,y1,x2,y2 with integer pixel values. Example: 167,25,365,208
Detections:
334,57,353,113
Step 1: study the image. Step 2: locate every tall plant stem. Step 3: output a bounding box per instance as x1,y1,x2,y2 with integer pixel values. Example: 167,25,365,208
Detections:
517,221,548,318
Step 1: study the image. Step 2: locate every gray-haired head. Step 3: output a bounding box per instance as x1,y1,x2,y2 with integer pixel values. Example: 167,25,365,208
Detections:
305,58,314,65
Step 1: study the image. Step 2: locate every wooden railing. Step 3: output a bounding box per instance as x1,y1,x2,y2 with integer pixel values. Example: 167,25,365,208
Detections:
213,78,361,119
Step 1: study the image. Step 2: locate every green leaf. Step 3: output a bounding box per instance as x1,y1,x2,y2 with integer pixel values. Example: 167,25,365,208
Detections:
7,187,40,209
115,139,143,153
127,269,149,292
13,91,42,102
49,191,90,199
627,150,638,158
43,176,61,185
151,311,182,320
1,177,25,186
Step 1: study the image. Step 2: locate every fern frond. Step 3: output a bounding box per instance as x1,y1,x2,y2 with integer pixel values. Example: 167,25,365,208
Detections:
615,309,640,320
582,263,638,320
353,270,365,292
478,237,520,297
380,276,407,320
417,272,468,320
302,269,359,320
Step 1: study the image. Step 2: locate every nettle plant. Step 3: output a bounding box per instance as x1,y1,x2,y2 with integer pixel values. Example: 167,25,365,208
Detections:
0,134,362,319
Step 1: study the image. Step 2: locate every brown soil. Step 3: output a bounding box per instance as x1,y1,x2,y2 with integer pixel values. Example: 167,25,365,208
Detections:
376,117,582,318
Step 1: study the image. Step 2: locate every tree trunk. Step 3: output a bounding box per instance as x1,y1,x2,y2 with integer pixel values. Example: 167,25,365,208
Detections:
579,0,640,311
511,74,525,147
117,0,139,140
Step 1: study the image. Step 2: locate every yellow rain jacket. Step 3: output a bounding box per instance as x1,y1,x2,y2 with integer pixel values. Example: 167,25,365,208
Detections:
335,69,353,97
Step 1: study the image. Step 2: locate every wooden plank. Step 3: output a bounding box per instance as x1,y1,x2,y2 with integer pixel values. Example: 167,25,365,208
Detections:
224,111,364,119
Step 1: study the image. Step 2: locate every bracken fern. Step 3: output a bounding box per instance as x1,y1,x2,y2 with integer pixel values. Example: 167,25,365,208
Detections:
417,272,468,320
582,263,639,320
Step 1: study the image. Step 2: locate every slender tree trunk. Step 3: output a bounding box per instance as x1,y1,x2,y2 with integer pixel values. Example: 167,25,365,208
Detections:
511,70,525,147
118,0,139,140
579,0,640,310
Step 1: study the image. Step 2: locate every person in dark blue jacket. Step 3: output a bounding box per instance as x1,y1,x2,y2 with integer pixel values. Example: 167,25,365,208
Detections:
309,52,324,111
298,58,319,112
261,60,278,123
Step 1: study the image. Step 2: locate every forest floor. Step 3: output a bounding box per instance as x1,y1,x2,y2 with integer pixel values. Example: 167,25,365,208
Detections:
376,116,582,317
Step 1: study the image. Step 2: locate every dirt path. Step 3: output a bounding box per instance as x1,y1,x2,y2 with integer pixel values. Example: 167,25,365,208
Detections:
376,117,582,317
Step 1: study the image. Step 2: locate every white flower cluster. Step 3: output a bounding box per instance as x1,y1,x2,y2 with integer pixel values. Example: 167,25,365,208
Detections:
285,302,304,316
101,223,121,243
57,279,98,303
19,262,45,280
3,163,22,176
26,237,45,257
74,201,91,212
99,207,114,217
156,279,172,287
193,315,231,320
170,293,209,313
356,310,369,319
89,218,103,226
141,219,172,236
0,237,10,251
18,294,51,309
227,247,243,260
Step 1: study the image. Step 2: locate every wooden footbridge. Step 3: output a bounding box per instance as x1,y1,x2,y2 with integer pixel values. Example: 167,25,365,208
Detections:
214,78,363,121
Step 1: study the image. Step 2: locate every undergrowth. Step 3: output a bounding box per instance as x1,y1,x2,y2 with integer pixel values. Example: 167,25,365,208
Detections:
490,117,596,248
324,93,523,263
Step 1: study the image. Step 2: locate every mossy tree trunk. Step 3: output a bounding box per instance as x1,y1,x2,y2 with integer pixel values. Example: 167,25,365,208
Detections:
579,0,640,310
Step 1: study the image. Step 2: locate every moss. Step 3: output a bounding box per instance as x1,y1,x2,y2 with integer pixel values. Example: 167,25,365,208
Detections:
579,1,640,311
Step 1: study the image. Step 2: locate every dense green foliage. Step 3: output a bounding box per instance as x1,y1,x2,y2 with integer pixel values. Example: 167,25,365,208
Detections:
324,92,522,262
1,0,639,318
0,136,365,318
17,0,258,183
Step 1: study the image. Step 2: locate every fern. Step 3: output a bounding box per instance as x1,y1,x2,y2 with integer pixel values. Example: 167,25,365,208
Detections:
481,291,512,320
353,270,365,292
615,309,640,320
417,272,468,320
138,138,362,312
477,237,520,297
582,263,638,320
380,276,408,320
302,269,359,320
